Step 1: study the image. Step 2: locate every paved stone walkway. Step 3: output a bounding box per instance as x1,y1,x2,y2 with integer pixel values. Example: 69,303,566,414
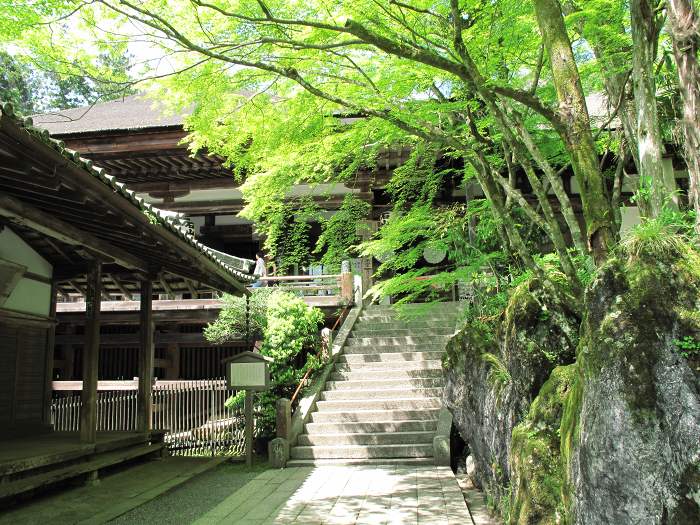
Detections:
194,465,473,524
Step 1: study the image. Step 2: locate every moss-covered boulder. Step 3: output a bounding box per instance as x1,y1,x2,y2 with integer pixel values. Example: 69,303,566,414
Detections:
444,277,580,506
510,364,576,524
563,244,700,523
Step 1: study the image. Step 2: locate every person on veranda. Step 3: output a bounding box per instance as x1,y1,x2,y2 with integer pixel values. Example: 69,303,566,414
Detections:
252,251,267,288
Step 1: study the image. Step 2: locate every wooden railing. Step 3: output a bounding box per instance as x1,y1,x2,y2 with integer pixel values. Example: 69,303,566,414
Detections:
289,305,351,408
51,379,247,456
258,273,354,302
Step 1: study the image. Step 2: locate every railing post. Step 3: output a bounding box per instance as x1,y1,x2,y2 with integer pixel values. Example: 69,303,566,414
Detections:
276,398,291,440
269,397,291,468
340,261,353,303
245,293,251,350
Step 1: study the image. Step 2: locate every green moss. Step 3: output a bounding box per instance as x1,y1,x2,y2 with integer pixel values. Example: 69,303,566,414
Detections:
585,245,700,419
557,238,700,520
510,365,577,525
443,318,494,370
559,359,584,521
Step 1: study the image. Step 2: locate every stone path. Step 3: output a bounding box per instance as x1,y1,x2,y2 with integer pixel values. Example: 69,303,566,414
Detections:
194,464,473,524
0,457,225,525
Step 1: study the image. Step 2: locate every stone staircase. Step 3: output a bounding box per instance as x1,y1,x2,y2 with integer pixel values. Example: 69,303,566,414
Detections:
288,303,458,466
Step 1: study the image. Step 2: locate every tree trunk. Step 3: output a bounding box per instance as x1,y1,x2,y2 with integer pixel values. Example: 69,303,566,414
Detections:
630,0,672,217
532,0,614,264
667,0,700,234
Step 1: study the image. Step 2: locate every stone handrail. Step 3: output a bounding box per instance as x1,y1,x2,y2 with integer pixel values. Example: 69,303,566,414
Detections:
268,303,364,468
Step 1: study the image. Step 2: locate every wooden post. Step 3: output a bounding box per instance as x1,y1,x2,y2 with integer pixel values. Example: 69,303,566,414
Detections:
80,261,101,443
43,282,57,427
138,279,154,434
244,389,254,467
340,272,353,303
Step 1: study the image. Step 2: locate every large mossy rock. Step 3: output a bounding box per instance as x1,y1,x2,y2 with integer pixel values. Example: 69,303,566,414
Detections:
510,364,576,524
563,247,700,524
444,278,579,503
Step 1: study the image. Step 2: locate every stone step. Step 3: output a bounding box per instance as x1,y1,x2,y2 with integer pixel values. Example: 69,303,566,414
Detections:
345,335,451,347
342,344,447,355
330,368,443,381
357,315,458,324
290,443,434,460
350,327,455,337
324,377,444,390
320,386,443,401
338,351,443,364
286,457,436,467
354,318,456,327
362,303,459,312
297,430,435,446
334,360,443,372
304,419,439,434
310,408,440,423
315,397,441,412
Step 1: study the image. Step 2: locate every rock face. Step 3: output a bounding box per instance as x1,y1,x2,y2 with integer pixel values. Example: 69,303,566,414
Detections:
510,364,575,524
443,278,579,503
444,243,700,524
563,251,700,524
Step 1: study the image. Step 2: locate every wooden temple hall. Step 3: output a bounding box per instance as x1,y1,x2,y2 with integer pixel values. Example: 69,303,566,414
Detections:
0,101,253,499
25,95,405,383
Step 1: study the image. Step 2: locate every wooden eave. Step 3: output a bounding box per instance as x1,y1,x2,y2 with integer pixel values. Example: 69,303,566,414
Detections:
0,104,252,297
50,127,235,186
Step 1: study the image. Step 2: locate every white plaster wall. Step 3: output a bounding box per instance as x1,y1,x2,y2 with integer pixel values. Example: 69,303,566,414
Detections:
0,227,52,317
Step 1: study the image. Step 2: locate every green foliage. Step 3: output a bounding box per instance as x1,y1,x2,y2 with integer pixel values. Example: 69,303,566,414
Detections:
673,336,700,359
482,352,512,404
205,290,325,437
204,289,277,343
314,194,370,269
619,208,697,261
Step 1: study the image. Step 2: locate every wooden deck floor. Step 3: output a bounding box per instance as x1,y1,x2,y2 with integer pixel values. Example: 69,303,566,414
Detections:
0,432,151,476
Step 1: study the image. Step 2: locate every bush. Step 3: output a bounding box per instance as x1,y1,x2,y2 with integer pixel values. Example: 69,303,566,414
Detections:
204,289,325,438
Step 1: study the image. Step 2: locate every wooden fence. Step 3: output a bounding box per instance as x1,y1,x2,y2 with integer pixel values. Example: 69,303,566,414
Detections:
51,379,247,456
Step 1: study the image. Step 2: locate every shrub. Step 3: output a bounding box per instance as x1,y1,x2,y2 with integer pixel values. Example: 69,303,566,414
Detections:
204,289,325,437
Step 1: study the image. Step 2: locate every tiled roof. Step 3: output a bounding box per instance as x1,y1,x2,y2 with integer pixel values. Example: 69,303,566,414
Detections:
1,101,255,286
31,94,188,135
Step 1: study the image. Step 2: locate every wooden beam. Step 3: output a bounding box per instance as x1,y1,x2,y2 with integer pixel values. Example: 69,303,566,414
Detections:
159,273,175,299
56,331,212,346
80,261,101,443
59,130,189,156
185,279,197,299
137,279,154,433
0,193,148,272
107,273,133,301
68,280,86,296
129,177,236,193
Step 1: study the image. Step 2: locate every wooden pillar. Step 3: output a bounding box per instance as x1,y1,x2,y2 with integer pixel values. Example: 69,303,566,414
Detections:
244,389,254,468
80,261,101,443
43,282,57,427
138,279,154,434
